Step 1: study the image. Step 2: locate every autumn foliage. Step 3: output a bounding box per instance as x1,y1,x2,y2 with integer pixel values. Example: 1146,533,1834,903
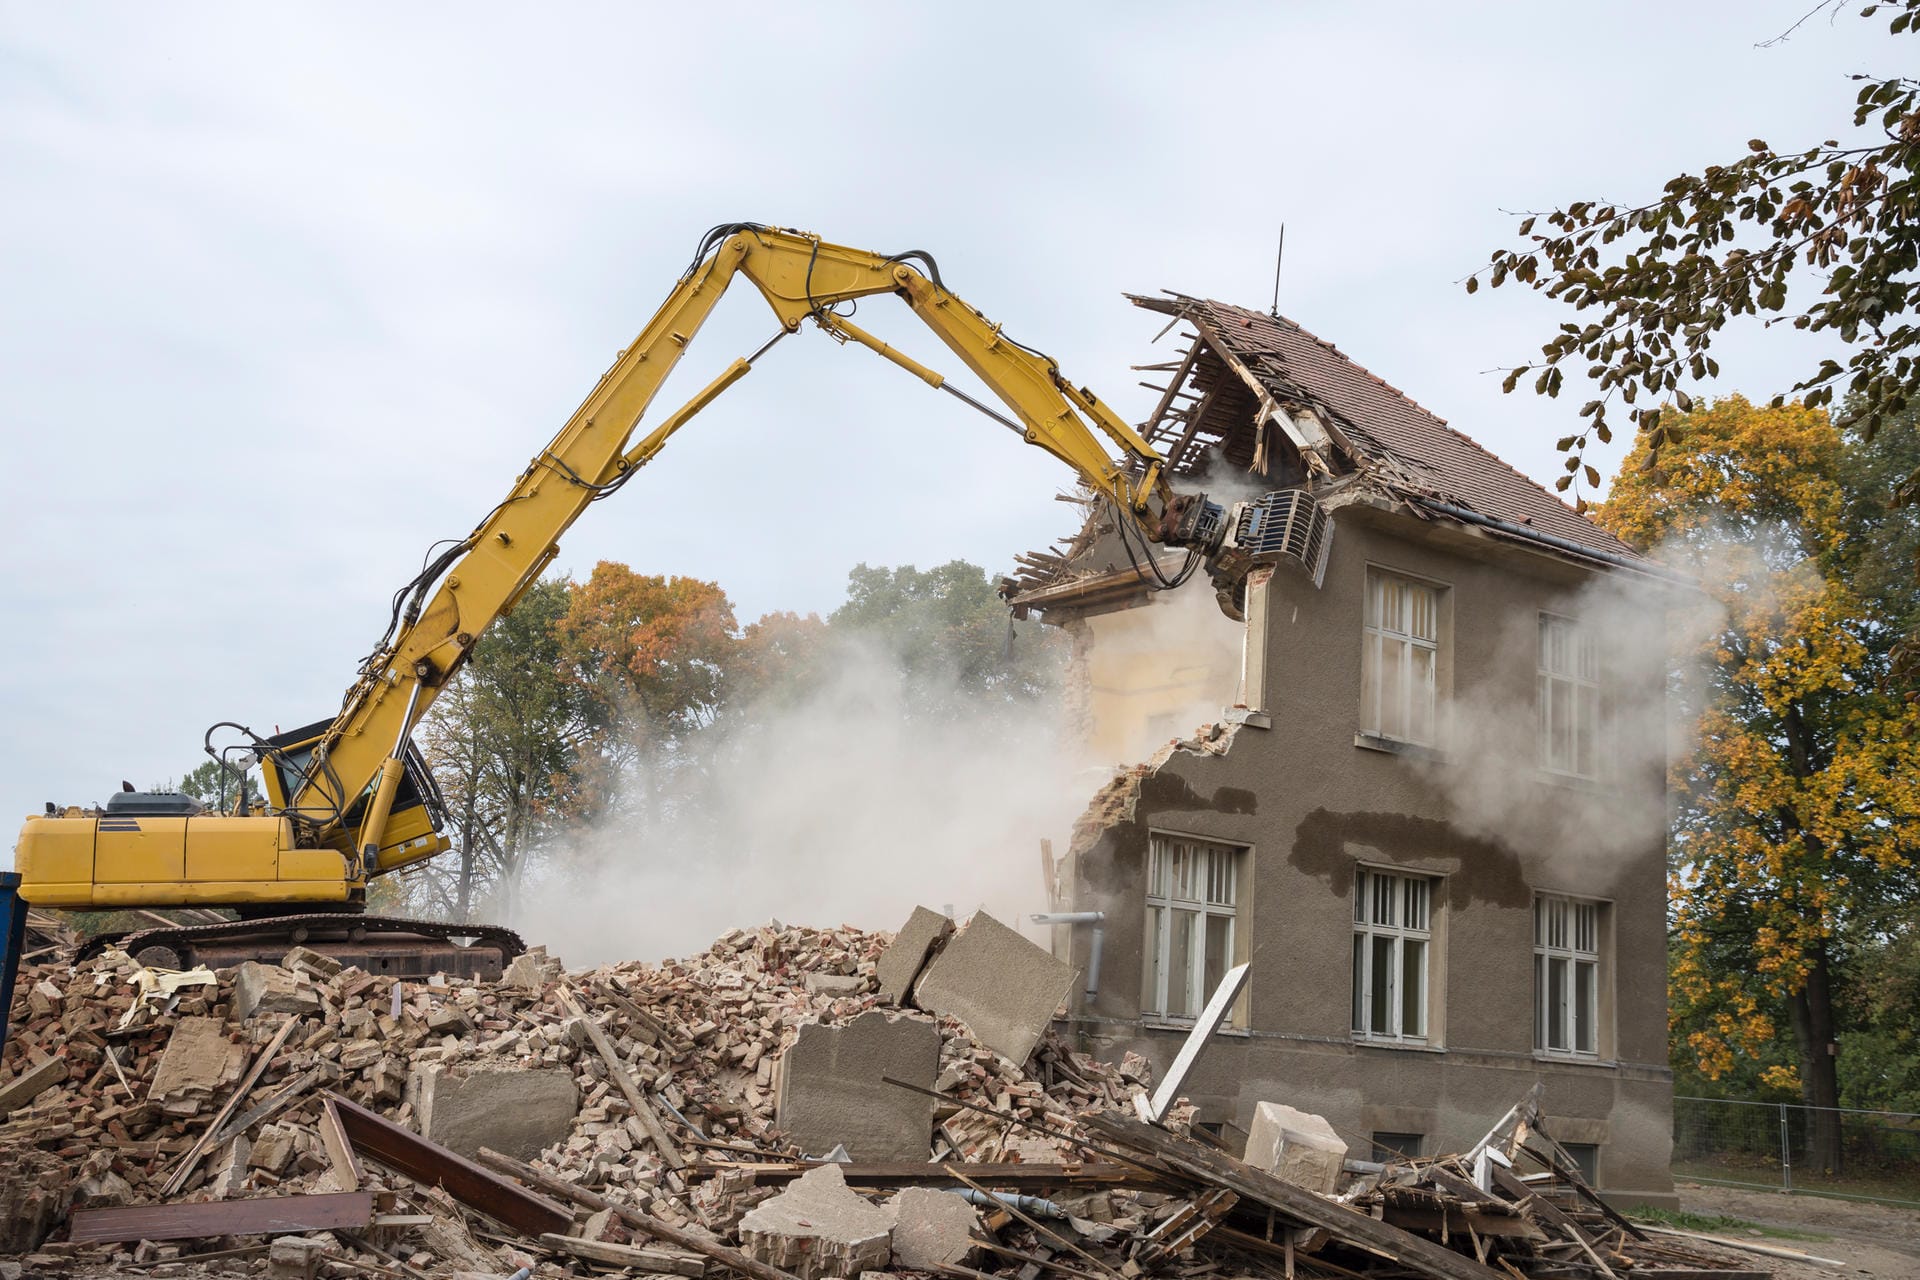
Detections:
1599,396,1920,1161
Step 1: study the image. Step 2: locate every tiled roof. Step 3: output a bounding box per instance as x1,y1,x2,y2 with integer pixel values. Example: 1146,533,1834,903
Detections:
1133,294,1638,562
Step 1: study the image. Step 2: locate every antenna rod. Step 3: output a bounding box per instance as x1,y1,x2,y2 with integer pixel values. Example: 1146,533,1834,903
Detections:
1271,224,1286,316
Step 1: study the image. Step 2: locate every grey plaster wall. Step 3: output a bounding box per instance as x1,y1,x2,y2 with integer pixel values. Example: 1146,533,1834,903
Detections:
1058,504,1677,1205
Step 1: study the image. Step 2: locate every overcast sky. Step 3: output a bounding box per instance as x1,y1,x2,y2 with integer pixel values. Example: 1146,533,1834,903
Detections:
0,2,1889,809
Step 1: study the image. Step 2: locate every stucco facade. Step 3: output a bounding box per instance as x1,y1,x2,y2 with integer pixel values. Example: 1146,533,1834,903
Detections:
1015,296,1679,1206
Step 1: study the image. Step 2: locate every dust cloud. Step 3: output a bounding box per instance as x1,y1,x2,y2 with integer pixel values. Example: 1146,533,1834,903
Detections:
1410,542,1724,896
510,632,1088,967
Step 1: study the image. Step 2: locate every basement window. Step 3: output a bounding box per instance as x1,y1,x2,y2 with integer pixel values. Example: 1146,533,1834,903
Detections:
1143,834,1245,1022
1534,894,1603,1058
1352,868,1437,1045
1372,1131,1424,1162
1361,569,1442,746
1538,612,1600,778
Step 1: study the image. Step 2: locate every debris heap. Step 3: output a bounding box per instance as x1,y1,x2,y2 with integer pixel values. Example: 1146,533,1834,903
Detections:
1,910,1771,1280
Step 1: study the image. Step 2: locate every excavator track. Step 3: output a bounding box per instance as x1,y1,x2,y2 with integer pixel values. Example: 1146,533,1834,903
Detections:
79,914,526,982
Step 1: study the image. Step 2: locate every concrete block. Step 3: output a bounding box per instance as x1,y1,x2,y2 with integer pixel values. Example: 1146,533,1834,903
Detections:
249,1124,297,1175
739,1163,893,1279
885,1188,976,1267
776,1011,938,1161
910,912,1076,1064
231,962,322,1022
412,1062,579,1161
0,1057,68,1117
875,907,952,1006
148,1016,234,1102
803,973,867,997
1244,1101,1348,1195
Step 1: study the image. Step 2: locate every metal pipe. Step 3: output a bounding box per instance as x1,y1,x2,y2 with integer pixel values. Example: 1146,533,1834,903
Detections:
1030,911,1105,999
956,1188,1066,1220
1414,498,1691,584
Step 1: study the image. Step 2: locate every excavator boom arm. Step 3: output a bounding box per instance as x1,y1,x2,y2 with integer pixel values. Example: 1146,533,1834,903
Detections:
294,226,1191,865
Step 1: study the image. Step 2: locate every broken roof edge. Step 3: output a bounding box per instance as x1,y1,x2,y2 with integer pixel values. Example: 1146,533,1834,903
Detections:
1125,290,1643,567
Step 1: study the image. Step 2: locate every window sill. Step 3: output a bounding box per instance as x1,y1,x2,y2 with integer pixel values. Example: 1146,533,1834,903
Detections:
1538,768,1611,794
1353,733,1447,763
1352,1035,1447,1055
1533,1051,1612,1069
1141,1017,1250,1038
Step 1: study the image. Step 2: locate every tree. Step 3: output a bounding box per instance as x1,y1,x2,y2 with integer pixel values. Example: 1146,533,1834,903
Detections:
1475,1,1920,507
829,560,1064,714
168,759,261,812
414,576,586,920
1600,395,1920,1172
556,563,740,819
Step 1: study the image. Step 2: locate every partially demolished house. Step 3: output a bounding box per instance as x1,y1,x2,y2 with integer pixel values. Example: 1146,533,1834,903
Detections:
1014,294,1677,1208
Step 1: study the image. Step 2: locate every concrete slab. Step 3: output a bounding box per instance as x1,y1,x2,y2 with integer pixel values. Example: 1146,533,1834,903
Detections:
776,1011,938,1161
885,1188,976,1267
148,1017,235,1102
910,912,1076,1064
411,1062,579,1161
738,1163,893,1279
1244,1101,1348,1195
875,907,952,1006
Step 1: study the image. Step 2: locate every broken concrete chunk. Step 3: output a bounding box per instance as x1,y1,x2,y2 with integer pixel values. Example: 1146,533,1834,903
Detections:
803,972,867,996
875,907,952,1006
1244,1101,1349,1195
504,946,564,993
147,1016,235,1102
231,962,322,1021
910,911,1076,1064
776,1011,937,1161
0,1056,69,1118
281,945,343,979
411,1062,579,1161
427,1004,474,1037
249,1124,298,1175
738,1163,893,1279
885,1187,977,1267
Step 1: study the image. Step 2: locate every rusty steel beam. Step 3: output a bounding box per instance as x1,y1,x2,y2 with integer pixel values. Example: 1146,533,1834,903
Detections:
69,1192,374,1244
323,1092,571,1238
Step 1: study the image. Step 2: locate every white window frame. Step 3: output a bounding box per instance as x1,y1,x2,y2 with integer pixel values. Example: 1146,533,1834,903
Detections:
1534,894,1602,1058
1143,834,1244,1023
1361,569,1441,746
1538,612,1600,778
1351,867,1435,1044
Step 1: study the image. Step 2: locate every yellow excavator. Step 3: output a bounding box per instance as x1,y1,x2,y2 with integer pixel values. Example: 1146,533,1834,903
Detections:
7,224,1328,978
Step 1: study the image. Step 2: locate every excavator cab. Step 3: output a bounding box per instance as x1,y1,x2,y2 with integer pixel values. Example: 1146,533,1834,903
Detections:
256,718,451,876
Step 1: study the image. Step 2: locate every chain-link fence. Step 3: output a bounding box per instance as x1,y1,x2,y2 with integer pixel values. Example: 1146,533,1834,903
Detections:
1672,1095,1920,1206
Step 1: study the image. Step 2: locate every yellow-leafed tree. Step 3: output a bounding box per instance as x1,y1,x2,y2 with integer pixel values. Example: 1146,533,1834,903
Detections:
1600,395,1920,1175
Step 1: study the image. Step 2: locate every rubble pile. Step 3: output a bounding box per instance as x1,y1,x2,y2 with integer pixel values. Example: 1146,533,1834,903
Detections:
1,910,1771,1280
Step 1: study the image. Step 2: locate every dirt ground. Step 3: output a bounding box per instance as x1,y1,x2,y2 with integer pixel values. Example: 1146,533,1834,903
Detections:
1673,1181,1920,1278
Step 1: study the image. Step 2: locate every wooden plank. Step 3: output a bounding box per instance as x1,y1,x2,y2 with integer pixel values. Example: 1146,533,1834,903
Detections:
540,1232,707,1276
1082,1114,1506,1280
318,1096,364,1190
69,1191,373,1244
207,1065,321,1149
685,1160,1145,1187
160,1013,302,1196
325,1092,570,1238
477,1145,802,1280
560,989,684,1170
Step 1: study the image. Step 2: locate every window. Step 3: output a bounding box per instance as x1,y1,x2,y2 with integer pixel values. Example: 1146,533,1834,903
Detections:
1352,868,1434,1043
1372,1132,1424,1162
1534,894,1602,1057
1144,835,1243,1020
1361,570,1440,745
1538,613,1599,777
1561,1143,1601,1186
